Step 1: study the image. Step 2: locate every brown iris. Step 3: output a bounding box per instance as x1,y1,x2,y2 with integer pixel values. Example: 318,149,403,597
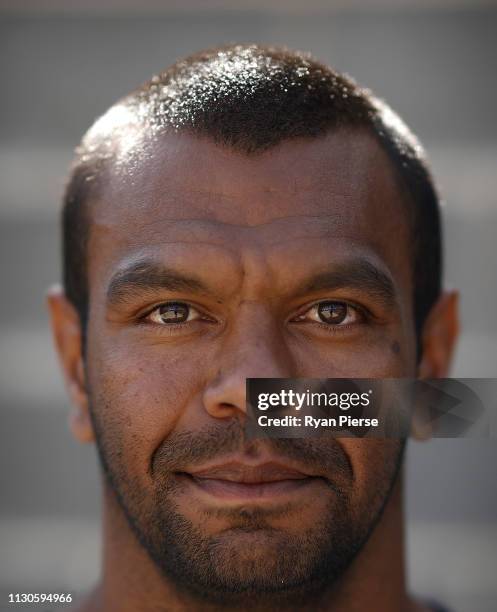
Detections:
158,302,190,323
317,301,348,324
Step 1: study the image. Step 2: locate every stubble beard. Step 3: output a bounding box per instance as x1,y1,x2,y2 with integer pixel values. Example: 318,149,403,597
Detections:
89,394,405,609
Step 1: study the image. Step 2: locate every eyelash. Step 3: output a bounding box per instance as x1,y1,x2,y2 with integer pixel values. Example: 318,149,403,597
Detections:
292,302,370,332
138,299,371,335
138,301,212,335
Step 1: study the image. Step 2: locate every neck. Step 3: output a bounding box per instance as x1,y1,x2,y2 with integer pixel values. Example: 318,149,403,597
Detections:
81,469,418,612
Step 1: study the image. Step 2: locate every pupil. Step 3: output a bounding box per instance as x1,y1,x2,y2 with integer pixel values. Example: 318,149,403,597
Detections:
159,303,189,323
318,302,347,324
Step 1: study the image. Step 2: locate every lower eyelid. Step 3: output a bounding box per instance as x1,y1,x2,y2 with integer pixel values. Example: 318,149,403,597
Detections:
139,315,219,331
138,320,195,335
315,321,362,332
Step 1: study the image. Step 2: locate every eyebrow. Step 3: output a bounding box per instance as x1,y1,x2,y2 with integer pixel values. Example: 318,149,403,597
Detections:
106,260,212,305
106,256,397,309
295,258,397,307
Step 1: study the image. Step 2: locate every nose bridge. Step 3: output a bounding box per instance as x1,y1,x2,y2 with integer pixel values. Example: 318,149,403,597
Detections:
224,301,293,377
202,302,295,418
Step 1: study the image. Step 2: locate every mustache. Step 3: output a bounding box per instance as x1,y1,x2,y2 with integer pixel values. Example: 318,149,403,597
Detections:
151,419,353,481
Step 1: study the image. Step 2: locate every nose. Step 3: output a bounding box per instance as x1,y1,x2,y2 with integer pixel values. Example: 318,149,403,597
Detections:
202,307,295,420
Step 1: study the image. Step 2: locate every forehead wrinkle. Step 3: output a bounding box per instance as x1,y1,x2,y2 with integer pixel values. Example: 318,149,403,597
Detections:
90,199,409,287
99,213,354,239
159,178,338,199
89,213,393,285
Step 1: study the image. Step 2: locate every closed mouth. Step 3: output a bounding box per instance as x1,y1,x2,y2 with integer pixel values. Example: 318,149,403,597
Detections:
177,459,325,501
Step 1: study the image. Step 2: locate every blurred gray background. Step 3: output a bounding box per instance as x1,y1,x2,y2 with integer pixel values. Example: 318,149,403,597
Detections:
0,1,496,611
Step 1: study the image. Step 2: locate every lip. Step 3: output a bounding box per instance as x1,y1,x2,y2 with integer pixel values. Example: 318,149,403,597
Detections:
178,460,324,502
187,461,311,483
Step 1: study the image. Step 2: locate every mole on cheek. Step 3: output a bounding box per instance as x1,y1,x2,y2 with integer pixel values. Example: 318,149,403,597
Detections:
391,340,401,355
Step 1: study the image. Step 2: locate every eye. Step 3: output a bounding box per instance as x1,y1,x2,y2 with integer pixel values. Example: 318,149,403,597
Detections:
146,301,200,325
293,301,362,326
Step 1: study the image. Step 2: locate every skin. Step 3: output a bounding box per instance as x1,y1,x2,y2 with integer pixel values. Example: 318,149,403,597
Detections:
48,129,459,612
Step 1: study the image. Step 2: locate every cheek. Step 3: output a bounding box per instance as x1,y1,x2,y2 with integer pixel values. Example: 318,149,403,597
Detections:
292,335,414,378
340,439,404,510
85,335,209,476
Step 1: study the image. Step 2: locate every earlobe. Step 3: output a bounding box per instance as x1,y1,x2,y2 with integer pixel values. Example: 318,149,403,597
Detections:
410,402,436,441
46,284,95,444
68,403,95,444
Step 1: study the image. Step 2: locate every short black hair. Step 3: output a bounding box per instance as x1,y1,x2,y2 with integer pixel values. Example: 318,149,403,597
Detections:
62,44,441,340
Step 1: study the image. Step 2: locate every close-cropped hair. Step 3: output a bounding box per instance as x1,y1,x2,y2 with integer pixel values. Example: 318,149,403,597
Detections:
62,44,442,340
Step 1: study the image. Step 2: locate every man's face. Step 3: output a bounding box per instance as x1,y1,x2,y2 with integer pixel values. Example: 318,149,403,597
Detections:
82,130,417,602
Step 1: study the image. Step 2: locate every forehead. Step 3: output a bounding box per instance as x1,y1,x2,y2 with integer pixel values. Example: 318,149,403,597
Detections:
87,129,412,295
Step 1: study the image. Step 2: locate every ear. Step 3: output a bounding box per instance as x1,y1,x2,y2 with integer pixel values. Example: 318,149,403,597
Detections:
47,285,95,443
417,290,460,379
412,290,460,441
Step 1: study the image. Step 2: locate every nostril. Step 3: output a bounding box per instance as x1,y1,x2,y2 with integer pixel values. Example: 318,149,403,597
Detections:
219,402,238,413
